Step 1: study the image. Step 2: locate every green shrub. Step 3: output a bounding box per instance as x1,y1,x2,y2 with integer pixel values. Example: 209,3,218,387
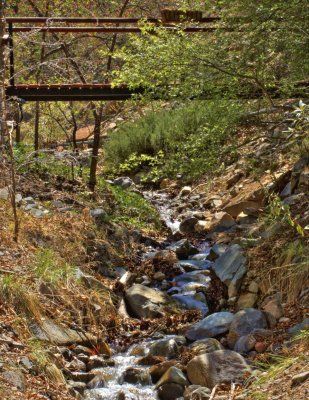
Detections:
97,179,162,231
105,100,243,181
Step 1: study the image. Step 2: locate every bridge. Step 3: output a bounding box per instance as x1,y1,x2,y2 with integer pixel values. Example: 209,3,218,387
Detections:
4,16,219,102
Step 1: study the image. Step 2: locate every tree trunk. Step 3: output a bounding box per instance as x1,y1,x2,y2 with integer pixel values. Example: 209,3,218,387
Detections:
0,0,7,145
15,124,21,143
34,101,40,152
88,106,103,191
33,0,49,153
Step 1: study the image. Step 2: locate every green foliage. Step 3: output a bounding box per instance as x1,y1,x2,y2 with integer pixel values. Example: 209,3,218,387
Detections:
264,193,304,237
34,249,75,285
96,179,161,231
105,100,242,181
287,101,309,157
113,2,309,102
251,354,298,399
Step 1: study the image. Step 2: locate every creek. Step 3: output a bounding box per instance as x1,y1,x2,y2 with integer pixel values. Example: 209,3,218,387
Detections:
84,188,214,400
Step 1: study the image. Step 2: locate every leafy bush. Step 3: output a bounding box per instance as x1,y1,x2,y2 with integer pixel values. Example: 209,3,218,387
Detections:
105,100,243,181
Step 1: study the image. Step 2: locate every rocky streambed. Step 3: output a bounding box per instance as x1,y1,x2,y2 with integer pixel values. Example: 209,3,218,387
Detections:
66,185,297,400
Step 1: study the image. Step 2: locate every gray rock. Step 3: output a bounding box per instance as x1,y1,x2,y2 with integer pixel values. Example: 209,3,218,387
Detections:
184,385,211,400
227,309,268,348
291,371,309,387
236,293,258,310
173,271,211,287
176,259,211,271
86,373,106,389
0,187,9,200
15,193,23,204
157,383,185,400
190,338,224,355
29,319,95,346
179,216,199,233
149,361,180,383
87,355,111,371
282,193,305,206
122,367,150,385
113,177,134,189
125,284,177,319
23,196,35,205
248,281,259,294
30,208,47,218
287,318,309,336
149,338,179,359
223,201,261,218
191,253,208,261
212,244,247,297
155,366,189,388
68,380,86,395
207,244,227,261
234,334,256,353
20,356,34,371
173,293,208,316
262,293,284,320
186,312,234,341
66,358,87,371
90,208,106,218
68,371,96,384
280,182,292,198
3,370,26,391
208,212,236,232
187,350,250,388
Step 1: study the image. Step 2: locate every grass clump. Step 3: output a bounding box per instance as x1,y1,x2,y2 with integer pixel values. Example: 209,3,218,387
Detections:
105,100,243,182
33,248,76,286
0,274,42,319
271,239,309,303
97,178,162,231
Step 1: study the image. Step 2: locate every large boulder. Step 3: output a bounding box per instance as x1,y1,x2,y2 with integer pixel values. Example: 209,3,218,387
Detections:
179,216,199,234
167,239,198,259
149,338,179,359
223,201,261,218
155,366,189,388
262,293,284,320
125,284,177,319
187,350,250,388
207,212,235,232
122,367,150,385
172,293,208,316
186,312,234,341
227,308,268,348
190,338,224,356
157,383,185,400
149,361,180,383
30,319,96,346
113,176,134,189
212,244,247,297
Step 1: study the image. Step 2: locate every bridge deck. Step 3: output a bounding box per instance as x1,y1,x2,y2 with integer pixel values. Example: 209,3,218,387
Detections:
5,84,140,101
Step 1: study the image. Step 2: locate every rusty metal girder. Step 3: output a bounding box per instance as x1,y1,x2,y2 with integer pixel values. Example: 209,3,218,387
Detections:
11,26,216,33
6,16,220,24
5,84,142,101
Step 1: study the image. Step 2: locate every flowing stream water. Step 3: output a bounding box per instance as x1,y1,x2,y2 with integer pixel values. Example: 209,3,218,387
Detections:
84,348,158,400
85,190,212,400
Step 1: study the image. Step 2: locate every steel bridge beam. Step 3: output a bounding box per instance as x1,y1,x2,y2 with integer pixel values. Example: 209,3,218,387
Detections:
5,84,141,101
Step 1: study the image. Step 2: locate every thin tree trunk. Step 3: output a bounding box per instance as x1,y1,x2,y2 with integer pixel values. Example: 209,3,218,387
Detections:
0,0,7,145
33,0,49,153
70,101,78,151
34,101,40,152
88,106,103,191
15,124,21,143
